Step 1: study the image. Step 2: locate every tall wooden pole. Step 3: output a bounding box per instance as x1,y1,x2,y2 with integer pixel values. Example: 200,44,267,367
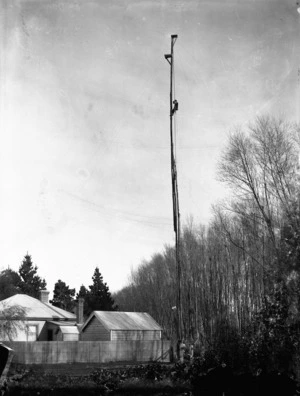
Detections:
165,35,182,342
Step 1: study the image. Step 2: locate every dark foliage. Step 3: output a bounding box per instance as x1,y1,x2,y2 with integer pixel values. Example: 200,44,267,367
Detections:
50,279,76,312
0,269,21,300
85,267,118,316
18,254,47,298
5,361,299,395
189,359,298,396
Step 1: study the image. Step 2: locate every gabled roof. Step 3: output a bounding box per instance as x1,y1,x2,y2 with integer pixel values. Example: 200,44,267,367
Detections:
0,294,75,321
81,311,162,332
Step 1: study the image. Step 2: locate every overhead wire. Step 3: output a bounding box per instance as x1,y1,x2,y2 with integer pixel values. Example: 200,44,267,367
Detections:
59,189,172,229
95,138,218,151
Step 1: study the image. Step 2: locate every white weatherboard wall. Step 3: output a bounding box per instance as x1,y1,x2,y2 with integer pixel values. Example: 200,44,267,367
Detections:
0,320,46,341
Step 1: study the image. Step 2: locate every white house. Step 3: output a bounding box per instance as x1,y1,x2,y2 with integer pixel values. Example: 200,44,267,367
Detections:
0,291,81,341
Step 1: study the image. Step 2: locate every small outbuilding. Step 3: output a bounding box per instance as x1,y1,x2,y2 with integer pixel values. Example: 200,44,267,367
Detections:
80,311,162,341
46,321,80,341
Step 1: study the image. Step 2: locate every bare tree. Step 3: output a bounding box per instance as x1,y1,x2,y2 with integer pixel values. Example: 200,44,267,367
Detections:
114,116,300,362
218,116,298,247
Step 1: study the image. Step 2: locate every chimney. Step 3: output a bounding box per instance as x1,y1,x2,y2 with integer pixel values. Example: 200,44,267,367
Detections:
39,290,50,304
76,298,84,324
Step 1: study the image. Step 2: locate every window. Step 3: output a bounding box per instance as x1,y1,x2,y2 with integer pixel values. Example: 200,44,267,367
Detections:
26,325,38,341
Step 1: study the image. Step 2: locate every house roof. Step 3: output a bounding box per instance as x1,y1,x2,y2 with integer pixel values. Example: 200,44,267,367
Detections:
48,321,77,326
59,326,79,335
0,294,76,321
81,311,162,332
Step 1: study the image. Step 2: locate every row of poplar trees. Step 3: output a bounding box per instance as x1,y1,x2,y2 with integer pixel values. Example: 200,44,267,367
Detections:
114,116,300,372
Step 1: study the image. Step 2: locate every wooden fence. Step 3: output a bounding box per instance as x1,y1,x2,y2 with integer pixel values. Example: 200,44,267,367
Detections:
6,340,171,365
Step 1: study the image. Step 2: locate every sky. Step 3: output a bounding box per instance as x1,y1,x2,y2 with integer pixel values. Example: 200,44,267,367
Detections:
0,0,300,296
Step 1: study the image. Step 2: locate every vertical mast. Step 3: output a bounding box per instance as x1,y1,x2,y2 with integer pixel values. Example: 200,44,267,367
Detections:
165,35,182,341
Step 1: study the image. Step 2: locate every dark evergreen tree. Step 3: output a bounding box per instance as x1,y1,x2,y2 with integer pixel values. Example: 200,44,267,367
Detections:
50,280,75,312
85,267,117,316
76,284,89,300
18,254,47,298
0,269,22,300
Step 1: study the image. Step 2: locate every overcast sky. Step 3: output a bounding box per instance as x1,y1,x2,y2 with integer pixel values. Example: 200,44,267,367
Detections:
1,0,299,296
